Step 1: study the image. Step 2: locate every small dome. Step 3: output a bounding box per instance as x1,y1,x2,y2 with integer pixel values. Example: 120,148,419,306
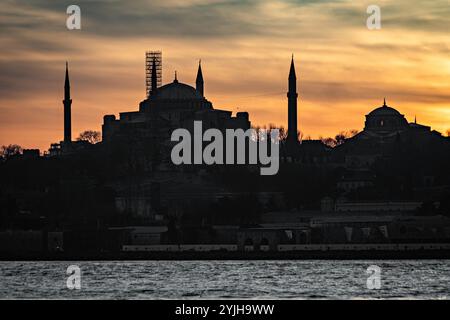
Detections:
152,81,203,100
364,100,408,132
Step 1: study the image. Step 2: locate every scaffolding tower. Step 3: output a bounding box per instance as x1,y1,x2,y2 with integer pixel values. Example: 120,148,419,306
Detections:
145,51,162,97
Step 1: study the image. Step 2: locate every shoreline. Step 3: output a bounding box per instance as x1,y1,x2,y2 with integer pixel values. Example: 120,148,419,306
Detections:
2,250,450,261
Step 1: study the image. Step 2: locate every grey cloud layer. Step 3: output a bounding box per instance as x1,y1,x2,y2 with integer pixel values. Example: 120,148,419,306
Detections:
1,0,449,110
3,0,447,40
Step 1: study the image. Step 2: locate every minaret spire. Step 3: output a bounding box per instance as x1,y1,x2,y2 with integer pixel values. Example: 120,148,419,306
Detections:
63,61,72,144
383,97,387,106
289,54,296,79
196,59,204,96
64,61,70,99
287,55,298,143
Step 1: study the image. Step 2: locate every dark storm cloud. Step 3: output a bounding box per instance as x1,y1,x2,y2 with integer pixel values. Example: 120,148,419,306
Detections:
4,0,264,38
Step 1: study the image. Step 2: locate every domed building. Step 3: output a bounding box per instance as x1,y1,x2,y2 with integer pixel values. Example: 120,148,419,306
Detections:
335,99,447,169
350,99,443,142
102,61,250,143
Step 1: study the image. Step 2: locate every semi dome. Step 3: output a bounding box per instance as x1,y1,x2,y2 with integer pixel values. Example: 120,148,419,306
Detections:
152,80,203,100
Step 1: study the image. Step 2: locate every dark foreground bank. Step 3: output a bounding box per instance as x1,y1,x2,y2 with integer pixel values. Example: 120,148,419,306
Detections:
2,249,450,261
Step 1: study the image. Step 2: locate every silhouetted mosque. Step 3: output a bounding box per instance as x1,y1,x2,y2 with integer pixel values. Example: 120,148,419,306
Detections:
52,56,300,158
102,60,250,146
330,98,448,168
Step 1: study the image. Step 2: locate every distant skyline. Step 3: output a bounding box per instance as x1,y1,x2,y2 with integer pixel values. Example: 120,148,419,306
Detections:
0,0,449,151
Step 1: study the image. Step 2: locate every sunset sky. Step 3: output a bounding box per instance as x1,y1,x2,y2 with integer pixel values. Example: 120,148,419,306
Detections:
0,0,449,151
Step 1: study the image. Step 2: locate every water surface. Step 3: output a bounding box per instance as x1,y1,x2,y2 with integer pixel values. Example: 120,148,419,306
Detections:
0,260,449,299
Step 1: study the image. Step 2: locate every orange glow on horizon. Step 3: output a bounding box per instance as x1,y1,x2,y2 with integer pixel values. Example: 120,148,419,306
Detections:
0,0,449,151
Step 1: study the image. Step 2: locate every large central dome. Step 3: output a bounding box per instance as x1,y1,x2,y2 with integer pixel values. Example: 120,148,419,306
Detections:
152,80,203,100
139,75,213,112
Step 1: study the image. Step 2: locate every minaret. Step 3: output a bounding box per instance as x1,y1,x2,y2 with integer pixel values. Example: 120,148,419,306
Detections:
196,60,204,96
287,55,298,143
149,57,157,96
63,61,72,144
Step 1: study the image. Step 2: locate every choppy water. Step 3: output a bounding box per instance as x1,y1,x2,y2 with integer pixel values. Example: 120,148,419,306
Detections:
0,260,449,299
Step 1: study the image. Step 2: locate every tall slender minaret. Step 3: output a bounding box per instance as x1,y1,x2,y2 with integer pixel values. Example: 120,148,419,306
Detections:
287,55,298,143
149,57,157,96
63,61,72,144
196,60,204,96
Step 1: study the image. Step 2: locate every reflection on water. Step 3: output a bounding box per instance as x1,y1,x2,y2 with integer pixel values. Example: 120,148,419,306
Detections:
0,260,449,299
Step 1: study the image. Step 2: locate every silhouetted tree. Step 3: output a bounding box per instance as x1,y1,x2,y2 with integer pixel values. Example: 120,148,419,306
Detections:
77,130,101,144
254,124,302,142
321,137,336,147
0,144,22,160
278,126,287,141
321,130,359,147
